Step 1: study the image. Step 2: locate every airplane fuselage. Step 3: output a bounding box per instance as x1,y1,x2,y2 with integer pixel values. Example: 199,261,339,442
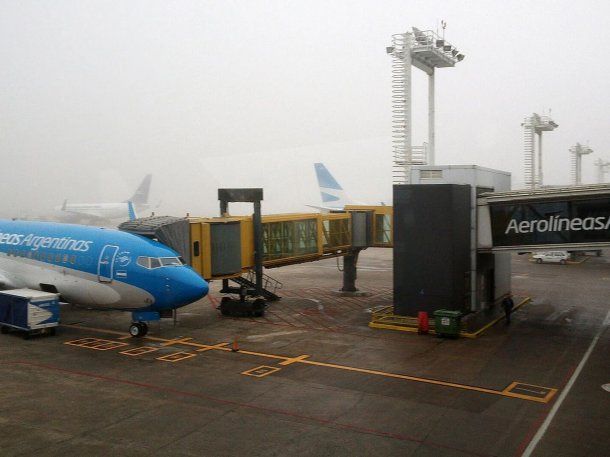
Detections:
59,202,149,221
0,219,208,312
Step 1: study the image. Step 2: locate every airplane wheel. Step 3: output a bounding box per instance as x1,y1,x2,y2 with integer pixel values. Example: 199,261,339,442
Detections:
536,259,542,264
139,322,149,337
129,323,144,337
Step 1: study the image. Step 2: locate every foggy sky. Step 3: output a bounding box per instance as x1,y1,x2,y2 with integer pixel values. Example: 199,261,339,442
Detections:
1,0,609,218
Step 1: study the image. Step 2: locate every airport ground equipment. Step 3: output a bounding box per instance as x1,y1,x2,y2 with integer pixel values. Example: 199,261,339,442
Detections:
433,309,462,338
386,26,465,184
0,289,59,338
521,113,558,189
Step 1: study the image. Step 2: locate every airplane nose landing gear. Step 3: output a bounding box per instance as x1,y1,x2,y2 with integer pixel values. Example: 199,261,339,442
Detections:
129,310,160,337
129,322,148,337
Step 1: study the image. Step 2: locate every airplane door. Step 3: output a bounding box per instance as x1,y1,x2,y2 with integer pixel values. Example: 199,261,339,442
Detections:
98,245,119,283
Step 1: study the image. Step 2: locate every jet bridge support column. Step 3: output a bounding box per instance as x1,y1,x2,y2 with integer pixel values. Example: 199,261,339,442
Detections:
341,249,361,292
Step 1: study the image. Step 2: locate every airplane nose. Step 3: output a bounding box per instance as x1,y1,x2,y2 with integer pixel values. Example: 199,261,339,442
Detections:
176,270,209,306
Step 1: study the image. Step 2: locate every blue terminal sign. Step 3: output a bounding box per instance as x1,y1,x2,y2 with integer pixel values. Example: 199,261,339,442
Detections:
489,197,610,247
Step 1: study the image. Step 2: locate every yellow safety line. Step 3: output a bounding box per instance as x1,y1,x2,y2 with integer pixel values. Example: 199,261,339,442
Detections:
196,342,229,352
461,297,531,338
369,297,532,339
62,323,555,402
279,355,310,366
161,337,194,347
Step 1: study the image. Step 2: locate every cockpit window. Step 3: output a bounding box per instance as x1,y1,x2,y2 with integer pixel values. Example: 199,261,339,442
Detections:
160,257,182,266
137,256,185,269
137,257,150,269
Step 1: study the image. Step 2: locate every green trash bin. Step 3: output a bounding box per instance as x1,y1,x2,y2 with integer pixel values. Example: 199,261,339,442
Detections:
433,309,462,338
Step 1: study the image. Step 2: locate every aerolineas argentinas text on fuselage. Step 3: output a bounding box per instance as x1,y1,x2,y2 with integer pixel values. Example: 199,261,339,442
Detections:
0,219,208,337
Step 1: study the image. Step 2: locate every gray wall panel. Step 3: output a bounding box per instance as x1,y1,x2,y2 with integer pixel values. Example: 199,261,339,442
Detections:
393,184,471,316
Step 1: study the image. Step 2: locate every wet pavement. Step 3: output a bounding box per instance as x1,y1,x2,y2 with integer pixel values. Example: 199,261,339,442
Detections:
1,249,608,456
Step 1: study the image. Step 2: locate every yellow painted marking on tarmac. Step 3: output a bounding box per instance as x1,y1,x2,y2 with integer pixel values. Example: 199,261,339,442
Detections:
279,355,310,366
369,298,532,338
64,337,98,346
502,381,557,403
120,346,160,356
196,342,229,352
161,337,194,347
156,352,197,363
62,323,555,402
65,337,128,351
298,359,503,396
460,297,532,339
118,335,132,340
242,365,281,378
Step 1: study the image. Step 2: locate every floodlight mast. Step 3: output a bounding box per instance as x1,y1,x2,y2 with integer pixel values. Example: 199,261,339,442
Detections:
594,158,610,184
569,143,593,185
387,27,464,184
521,113,558,189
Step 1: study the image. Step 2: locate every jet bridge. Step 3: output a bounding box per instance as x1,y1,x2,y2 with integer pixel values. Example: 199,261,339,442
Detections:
478,184,610,252
119,206,393,283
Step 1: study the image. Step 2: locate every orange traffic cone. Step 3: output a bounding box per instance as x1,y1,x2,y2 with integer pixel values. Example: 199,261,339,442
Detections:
231,338,240,352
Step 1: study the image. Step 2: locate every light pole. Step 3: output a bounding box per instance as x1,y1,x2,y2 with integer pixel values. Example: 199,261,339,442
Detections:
387,27,464,184
569,143,593,185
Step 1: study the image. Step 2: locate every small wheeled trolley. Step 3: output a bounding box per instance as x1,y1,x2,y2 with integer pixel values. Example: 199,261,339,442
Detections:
0,289,60,339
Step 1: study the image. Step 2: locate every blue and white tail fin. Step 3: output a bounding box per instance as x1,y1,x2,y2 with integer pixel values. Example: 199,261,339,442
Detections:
127,201,137,221
313,163,352,210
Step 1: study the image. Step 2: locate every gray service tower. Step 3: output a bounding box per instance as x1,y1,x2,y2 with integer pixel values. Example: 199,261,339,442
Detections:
393,165,511,316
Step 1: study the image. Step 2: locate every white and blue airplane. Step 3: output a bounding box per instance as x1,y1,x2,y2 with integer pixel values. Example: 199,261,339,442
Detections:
0,219,209,337
310,163,360,211
58,174,153,223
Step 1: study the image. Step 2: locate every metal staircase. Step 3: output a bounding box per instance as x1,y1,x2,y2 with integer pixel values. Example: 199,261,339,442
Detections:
229,271,282,302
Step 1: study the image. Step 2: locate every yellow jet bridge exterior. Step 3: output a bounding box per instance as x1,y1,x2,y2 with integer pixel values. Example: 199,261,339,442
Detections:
187,206,392,281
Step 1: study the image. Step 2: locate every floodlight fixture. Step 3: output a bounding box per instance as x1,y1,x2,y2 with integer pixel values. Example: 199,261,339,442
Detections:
451,49,458,56
456,54,464,61
386,46,395,54
436,39,444,47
